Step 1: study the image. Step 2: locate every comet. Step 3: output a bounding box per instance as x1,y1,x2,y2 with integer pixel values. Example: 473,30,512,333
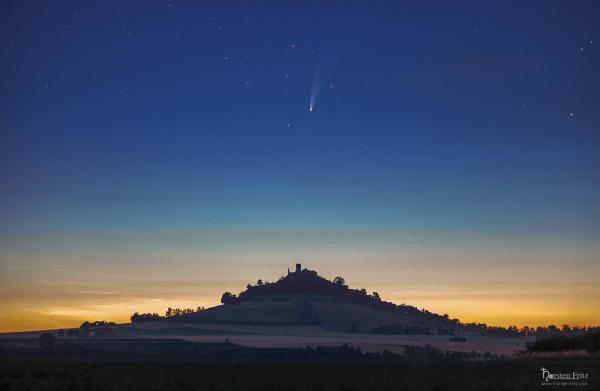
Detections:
308,63,326,112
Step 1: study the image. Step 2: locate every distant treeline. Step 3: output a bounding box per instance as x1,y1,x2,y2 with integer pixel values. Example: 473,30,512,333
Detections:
3,337,502,362
80,321,117,329
463,324,600,338
130,307,206,323
526,329,600,354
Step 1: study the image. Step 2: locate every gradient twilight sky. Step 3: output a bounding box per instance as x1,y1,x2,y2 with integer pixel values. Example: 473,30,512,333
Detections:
1,1,599,332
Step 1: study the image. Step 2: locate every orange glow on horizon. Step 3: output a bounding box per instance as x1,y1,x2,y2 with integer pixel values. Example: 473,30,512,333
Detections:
1,229,599,333
2,291,599,333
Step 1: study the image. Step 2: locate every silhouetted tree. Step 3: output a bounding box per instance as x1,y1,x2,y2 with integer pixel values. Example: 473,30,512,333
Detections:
333,276,345,286
221,292,238,305
131,312,162,323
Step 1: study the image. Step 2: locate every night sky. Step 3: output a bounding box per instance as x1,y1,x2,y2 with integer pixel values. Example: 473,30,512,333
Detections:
1,1,599,331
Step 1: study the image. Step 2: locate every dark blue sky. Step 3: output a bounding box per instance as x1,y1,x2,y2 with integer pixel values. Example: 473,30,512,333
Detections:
2,1,599,236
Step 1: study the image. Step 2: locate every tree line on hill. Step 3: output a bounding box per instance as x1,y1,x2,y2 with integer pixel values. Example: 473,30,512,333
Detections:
130,306,206,323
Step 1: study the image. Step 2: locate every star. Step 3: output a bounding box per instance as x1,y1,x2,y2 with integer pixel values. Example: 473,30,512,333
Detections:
570,112,574,118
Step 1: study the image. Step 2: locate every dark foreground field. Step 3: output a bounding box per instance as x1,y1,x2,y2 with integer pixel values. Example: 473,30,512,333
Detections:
1,338,598,390
1,359,599,391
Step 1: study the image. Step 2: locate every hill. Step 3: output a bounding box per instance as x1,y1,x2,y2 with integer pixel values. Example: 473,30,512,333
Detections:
132,264,461,334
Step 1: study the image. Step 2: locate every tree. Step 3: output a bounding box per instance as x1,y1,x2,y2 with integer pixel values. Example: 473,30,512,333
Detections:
333,276,345,286
131,312,162,323
371,292,381,301
221,292,237,305
257,279,263,286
